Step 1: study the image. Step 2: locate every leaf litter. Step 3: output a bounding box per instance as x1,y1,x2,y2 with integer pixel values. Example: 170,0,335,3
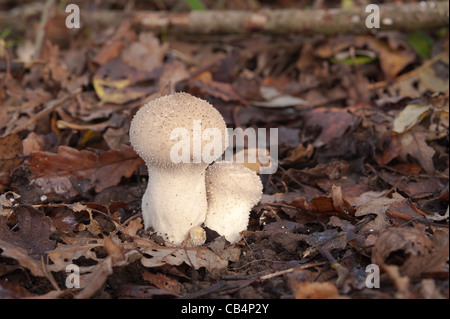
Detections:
0,0,448,299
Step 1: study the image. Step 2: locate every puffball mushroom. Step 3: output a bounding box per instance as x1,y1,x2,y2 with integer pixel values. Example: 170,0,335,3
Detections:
189,226,207,247
129,93,228,245
204,162,263,244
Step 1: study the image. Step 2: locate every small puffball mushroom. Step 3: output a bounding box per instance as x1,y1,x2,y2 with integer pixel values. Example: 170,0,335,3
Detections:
129,93,228,244
189,226,207,246
204,162,263,244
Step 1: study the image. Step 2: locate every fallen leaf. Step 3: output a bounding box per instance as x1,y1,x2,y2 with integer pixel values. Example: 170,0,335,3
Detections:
303,107,355,147
290,281,340,299
372,227,449,279
122,218,143,237
0,206,55,260
121,32,168,72
283,143,314,165
368,39,416,79
92,21,135,65
0,192,20,216
0,279,32,298
189,79,244,103
46,241,103,272
141,246,230,270
22,132,45,155
28,145,144,198
387,51,449,98
392,103,431,134
252,86,309,108
103,236,125,265
93,59,159,105
355,192,405,233
113,285,179,298
302,229,348,258
75,256,113,299
0,239,46,277
0,134,23,172
397,128,435,174
142,271,181,293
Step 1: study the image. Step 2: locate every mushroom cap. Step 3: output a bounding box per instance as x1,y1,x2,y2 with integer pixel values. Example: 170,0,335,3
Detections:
206,162,263,207
205,162,263,243
129,93,228,168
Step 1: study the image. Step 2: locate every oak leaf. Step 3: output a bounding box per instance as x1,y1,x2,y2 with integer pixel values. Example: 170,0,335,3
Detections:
28,145,144,198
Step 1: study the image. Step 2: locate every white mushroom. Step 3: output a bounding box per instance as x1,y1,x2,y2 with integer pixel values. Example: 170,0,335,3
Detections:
188,226,207,247
129,93,228,244
204,162,263,244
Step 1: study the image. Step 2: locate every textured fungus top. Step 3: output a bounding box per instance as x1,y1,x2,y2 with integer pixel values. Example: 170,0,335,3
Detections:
129,92,228,168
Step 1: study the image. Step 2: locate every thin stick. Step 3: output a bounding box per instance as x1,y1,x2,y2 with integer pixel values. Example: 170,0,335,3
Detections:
259,261,327,280
10,88,81,135
33,0,55,60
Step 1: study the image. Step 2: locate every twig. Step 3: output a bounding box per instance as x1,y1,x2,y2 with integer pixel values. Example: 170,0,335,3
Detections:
33,0,55,60
184,245,198,289
179,279,255,299
316,246,350,288
9,88,81,135
259,261,327,280
0,43,11,90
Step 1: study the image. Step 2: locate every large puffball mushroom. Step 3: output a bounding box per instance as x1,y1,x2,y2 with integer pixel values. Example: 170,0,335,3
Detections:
204,162,263,244
129,93,228,245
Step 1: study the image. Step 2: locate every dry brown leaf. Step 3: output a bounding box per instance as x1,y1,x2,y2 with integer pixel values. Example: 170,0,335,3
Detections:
355,192,405,233
291,281,340,299
397,128,435,174
28,145,144,198
103,236,125,265
189,79,245,103
0,192,20,216
367,38,416,79
142,271,181,293
302,229,348,258
372,227,449,279
121,32,168,72
0,206,55,259
93,59,159,105
283,143,314,165
74,256,114,299
92,21,135,65
46,242,103,272
71,203,103,237
0,279,33,298
305,185,356,217
0,134,23,172
141,246,229,270
0,239,46,277
22,132,45,155
303,107,355,147
122,218,143,237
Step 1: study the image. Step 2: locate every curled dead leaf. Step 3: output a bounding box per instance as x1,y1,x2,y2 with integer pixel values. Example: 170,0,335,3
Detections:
372,227,449,279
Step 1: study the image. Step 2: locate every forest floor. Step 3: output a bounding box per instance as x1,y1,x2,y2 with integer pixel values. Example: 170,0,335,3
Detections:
0,0,448,299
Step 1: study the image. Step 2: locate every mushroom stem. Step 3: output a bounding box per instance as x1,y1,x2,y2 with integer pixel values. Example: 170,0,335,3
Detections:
143,165,207,244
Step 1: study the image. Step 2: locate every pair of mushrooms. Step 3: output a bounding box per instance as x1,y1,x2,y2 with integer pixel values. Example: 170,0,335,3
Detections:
129,93,263,245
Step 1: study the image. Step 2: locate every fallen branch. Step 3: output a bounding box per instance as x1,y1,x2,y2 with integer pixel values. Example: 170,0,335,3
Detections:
0,2,448,36
133,2,449,35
